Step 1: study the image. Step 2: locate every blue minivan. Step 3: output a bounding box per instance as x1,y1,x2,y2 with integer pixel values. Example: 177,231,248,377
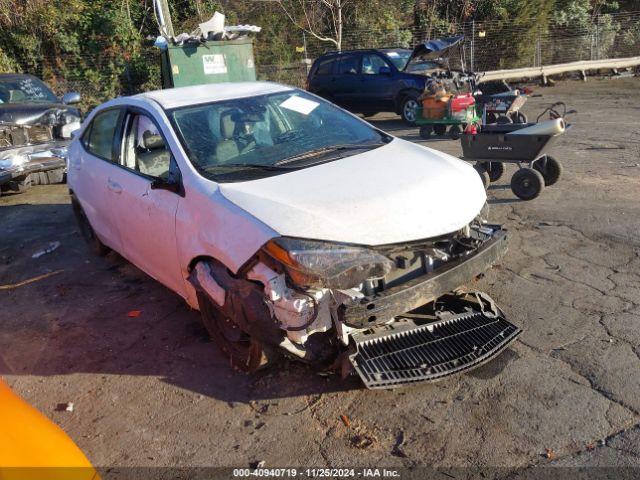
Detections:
306,48,441,124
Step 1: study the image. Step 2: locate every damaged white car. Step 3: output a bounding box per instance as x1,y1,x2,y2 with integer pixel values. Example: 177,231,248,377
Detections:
67,82,520,389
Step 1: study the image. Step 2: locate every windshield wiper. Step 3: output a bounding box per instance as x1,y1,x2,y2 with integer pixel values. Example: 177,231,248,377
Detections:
204,163,298,172
276,142,387,166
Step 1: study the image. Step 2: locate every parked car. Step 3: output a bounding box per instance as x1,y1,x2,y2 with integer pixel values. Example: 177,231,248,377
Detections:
0,73,82,195
67,82,520,389
306,48,443,124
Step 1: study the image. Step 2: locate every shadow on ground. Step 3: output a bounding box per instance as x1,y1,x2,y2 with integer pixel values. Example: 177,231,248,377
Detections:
0,202,362,404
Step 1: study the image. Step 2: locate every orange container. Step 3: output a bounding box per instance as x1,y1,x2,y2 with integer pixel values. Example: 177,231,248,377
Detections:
421,94,451,119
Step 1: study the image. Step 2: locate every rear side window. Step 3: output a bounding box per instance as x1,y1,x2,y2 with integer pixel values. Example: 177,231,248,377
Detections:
83,109,121,161
337,55,359,75
315,58,336,75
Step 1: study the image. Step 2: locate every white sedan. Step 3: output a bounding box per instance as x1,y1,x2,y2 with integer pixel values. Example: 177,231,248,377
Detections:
67,82,519,389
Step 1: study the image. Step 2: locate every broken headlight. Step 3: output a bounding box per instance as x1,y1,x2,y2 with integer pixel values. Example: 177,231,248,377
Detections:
263,237,394,289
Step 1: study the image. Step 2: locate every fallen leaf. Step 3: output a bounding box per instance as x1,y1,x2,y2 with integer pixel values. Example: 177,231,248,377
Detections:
544,448,555,459
586,443,595,451
340,414,351,428
127,310,142,318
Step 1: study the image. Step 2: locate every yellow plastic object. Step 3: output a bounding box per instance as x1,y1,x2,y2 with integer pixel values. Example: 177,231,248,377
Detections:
0,379,99,480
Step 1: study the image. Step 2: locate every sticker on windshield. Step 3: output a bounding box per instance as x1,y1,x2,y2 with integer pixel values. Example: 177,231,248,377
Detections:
279,96,319,115
386,51,400,57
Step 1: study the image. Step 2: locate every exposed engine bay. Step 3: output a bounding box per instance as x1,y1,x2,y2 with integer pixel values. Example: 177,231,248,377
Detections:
0,74,81,194
189,218,520,388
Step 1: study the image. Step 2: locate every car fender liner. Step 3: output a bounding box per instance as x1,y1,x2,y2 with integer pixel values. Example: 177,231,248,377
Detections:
188,259,284,347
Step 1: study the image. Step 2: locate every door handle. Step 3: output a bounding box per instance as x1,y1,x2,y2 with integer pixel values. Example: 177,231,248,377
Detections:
107,178,122,194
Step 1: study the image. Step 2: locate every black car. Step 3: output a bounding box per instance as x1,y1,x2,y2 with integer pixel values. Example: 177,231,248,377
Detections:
0,73,82,194
306,48,442,124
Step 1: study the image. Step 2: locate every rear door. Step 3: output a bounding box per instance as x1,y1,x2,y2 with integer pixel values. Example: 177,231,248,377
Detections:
73,108,125,252
358,53,396,111
106,108,185,296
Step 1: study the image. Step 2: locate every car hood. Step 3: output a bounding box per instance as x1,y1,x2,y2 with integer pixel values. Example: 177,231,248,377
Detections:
219,139,486,246
0,103,80,125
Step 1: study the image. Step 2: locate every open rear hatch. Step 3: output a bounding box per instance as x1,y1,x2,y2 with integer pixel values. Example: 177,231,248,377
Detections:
349,295,521,389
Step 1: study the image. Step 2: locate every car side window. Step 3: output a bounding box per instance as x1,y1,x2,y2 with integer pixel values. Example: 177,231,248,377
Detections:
362,54,390,75
337,54,359,75
122,113,171,180
315,58,336,75
83,109,121,161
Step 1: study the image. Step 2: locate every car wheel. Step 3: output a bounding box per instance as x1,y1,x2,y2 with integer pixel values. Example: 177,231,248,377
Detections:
196,291,272,371
511,168,545,200
71,196,110,256
400,94,420,125
532,155,563,186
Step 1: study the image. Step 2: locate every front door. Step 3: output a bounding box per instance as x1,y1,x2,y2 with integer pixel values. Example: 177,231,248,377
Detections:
106,110,185,296
357,53,395,111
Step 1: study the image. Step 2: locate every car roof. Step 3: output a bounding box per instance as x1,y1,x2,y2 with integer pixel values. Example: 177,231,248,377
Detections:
0,73,41,82
317,47,411,58
134,81,294,110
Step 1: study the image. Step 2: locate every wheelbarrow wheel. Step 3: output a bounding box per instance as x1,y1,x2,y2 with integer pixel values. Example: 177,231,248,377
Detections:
511,111,528,124
473,164,490,189
419,125,433,139
511,168,545,200
434,124,447,136
449,125,462,140
533,155,563,186
496,115,513,124
485,161,505,182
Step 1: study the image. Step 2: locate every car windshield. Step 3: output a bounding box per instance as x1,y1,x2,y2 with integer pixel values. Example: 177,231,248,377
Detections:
0,76,58,104
170,90,388,182
384,50,412,70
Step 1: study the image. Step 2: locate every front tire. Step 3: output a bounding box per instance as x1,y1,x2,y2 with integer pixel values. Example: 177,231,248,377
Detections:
196,291,272,371
511,168,545,200
400,93,420,125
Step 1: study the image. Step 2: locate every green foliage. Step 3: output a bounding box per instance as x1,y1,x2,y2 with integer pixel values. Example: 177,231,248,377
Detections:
0,0,636,104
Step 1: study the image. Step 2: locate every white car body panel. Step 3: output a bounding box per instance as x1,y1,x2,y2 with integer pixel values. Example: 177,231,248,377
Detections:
220,139,486,246
67,82,486,310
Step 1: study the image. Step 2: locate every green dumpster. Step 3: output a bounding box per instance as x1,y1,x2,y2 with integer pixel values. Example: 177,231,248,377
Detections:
161,38,256,88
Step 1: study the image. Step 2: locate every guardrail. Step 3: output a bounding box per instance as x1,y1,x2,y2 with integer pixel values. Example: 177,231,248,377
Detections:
478,56,640,84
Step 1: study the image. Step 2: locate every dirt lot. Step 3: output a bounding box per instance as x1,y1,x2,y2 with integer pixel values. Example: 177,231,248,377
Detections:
1,78,640,471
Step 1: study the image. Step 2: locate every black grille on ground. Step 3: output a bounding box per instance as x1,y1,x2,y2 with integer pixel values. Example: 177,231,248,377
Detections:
350,311,521,389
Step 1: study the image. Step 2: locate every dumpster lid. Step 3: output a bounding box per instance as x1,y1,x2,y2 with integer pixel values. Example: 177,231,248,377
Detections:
405,35,464,69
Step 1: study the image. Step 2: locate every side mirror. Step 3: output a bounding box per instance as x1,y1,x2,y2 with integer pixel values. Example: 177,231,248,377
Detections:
151,176,181,195
378,66,392,75
62,92,81,105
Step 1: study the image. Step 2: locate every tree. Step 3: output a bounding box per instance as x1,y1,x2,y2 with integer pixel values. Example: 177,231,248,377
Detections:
274,0,349,51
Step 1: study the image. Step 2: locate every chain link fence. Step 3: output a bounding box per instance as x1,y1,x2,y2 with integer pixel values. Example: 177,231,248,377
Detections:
11,11,640,106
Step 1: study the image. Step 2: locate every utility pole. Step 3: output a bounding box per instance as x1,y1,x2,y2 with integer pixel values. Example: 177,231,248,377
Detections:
154,0,175,38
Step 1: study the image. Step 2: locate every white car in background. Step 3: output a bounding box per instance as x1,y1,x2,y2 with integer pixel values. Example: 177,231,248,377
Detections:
67,82,519,389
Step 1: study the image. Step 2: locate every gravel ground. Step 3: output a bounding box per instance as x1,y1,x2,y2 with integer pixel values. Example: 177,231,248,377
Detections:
1,77,639,472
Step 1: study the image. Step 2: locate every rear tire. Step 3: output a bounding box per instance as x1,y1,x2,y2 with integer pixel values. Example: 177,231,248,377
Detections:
400,93,420,125
71,196,110,256
196,291,272,371
449,125,462,140
434,124,447,136
511,111,528,124
419,125,433,139
473,164,490,189
511,168,545,200
485,161,505,182
532,155,563,186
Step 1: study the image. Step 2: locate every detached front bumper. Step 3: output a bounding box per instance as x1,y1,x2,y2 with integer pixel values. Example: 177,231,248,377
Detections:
339,228,508,328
